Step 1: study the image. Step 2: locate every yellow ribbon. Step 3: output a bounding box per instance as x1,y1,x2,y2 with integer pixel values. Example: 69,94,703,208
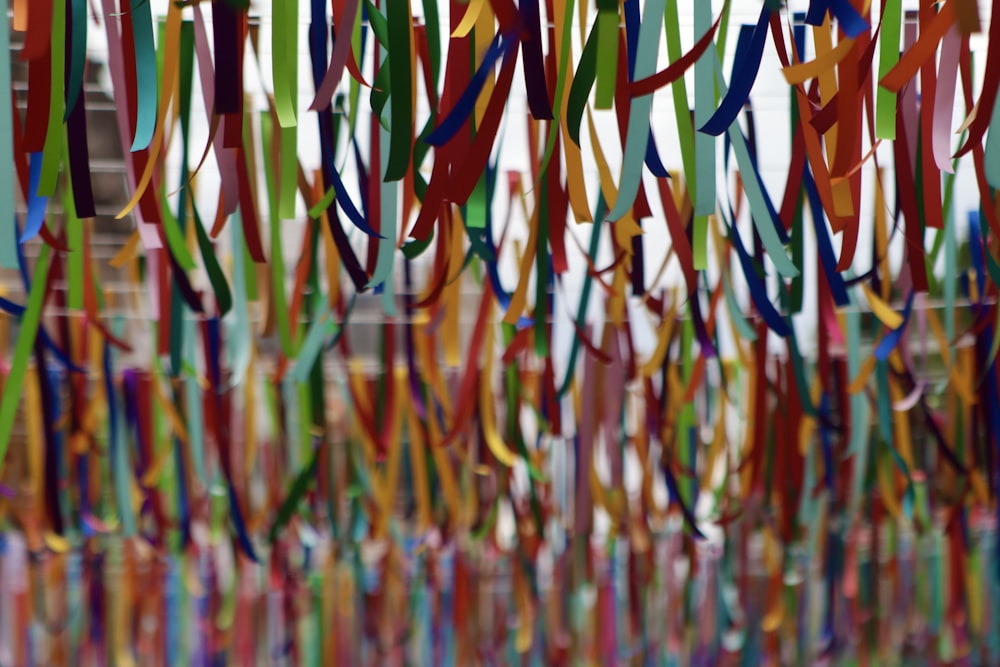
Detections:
480,303,519,467
452,0,487,38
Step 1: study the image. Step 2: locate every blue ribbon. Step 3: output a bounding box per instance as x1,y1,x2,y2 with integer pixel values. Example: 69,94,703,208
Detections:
645,132,670,178
873,291,916,361
805,0,831,27
829,0,869,38
804,169,850,306
661,455,706,539
725,215,793,337
308,7,380,241
483,188,533,328
0,295,24,316
970,211,986,299
699,8,771,136
425,34,510,146
22,152,47,243
689,286,718,358
625,0,640,78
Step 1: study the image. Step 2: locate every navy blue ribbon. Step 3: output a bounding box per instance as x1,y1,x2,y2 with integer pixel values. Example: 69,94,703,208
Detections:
828,0,869,38
426,34,511,147
804,170,850,307
699,7,771,136
725,215,793,337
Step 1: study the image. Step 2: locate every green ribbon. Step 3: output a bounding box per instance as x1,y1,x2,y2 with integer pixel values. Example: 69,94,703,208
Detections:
679,316,695,507
663,0,697,181
0,244,53,470
466,174,488,230
789,188,805,313
274,0,299,219
594,0,619,109
420,0,441,87
40,0,67,196
268,446,321,543
273,0,299,128
876,0,902,140
371,64,392,130
566,22,598,147
384,0,413,181
261,111,295,357
369,84,400,315
159,193,198,272
193,207,233,317
308,187,337,219
65,184,84,310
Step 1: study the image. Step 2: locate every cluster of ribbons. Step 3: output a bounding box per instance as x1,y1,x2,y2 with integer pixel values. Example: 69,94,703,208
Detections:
2,511,999,665
1,0,1000,663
